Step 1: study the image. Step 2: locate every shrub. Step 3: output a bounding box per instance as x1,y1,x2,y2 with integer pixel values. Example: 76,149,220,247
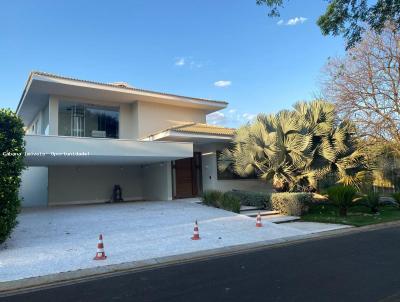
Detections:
392,192,400,204
201,190,223,208
220,192,241,213
327,186,357,216
228,190,271,209
0,109,25,244
270,193,312,216
362,191,380,213
201,190,241,213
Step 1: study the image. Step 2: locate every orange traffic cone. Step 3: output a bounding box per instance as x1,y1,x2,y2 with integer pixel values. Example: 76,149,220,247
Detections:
256,212,262,227
191,220,200,240
93,234,107,260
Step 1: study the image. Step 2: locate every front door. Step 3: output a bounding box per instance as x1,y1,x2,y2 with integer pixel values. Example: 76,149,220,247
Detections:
174,152,202,198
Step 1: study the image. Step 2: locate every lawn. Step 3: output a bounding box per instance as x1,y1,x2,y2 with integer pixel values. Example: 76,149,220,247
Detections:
301,204,400,227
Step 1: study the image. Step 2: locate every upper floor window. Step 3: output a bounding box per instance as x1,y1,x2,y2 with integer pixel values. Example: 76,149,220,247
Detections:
59,101,119,138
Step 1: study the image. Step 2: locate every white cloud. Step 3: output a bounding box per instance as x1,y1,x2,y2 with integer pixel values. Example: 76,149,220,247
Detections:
214,80,232,88
286,17,307,26
277,19,284,26
242,113,256,120
190,61,203,69
174,57,204,68
207,111,225,125
175,57,185,66
206,109,256,127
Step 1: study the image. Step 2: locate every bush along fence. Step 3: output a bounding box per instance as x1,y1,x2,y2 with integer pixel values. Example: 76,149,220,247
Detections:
0,109,25,244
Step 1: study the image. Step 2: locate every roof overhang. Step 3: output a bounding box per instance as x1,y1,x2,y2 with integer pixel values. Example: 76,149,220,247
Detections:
143,130,233,144
16,72,228,127
22,135,193,166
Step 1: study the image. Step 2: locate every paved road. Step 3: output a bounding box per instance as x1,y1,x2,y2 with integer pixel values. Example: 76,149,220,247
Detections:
2,226,400,302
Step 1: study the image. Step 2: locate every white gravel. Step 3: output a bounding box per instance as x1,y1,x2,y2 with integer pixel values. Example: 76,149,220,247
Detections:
0,200,350,282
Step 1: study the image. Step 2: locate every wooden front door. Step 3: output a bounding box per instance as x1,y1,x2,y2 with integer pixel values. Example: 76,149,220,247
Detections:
174,153,202,198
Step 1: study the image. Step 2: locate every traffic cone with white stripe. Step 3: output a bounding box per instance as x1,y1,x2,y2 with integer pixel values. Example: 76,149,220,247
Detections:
256,212,262,227
191,220,200,240
93,234,107,260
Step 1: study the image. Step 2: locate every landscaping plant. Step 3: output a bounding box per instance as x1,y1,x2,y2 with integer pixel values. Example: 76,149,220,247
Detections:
392,192,400,204
270,192,312,216
201,190,241,213
201,190,223,208
0,109,25,244
327,186,357,216
219,192,241,213
219,100,369,192
228,190,270,209
362,191,380,214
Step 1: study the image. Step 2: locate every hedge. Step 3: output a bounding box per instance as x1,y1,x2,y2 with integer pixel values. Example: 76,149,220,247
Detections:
201,190,241,213
228,190,270,209
270,193,312,216
0,109,25,244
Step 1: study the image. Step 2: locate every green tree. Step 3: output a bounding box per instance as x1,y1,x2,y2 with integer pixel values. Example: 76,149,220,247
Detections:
219,100,368,192
256,0,400,48
0,109,25,244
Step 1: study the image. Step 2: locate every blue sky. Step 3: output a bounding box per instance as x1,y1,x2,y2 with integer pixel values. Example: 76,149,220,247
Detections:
0,0,345,127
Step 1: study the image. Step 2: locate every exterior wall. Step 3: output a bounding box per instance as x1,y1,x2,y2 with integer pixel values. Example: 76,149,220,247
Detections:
26,103,49,135
199,143,272,193
48,96,59,135
142,161,172,200
41,103,49,135
32,94,209,140
119,103,134,139
136,102,207,138
48,165,144,205
19,167,48,207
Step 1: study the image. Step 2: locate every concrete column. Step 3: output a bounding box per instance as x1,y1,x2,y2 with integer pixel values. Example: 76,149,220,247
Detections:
48,96,59,135
142,161,173,201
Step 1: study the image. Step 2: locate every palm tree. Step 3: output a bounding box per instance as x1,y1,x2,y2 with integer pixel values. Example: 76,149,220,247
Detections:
219,100,369,192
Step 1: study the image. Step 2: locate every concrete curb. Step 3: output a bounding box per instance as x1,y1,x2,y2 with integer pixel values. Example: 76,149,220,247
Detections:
2,220,400,296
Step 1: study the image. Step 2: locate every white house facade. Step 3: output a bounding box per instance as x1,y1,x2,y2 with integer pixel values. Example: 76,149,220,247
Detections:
17,72,271,207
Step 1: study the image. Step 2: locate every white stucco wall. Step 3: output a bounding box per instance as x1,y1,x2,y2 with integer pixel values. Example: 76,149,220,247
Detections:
119,103,134,139
142,161,172,200
48,96,59,135
199,143,272,193
48,165,144,205
136,102,207,138
19,167,48,207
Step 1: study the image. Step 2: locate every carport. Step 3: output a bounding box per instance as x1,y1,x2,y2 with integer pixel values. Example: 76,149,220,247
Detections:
20,135,193,206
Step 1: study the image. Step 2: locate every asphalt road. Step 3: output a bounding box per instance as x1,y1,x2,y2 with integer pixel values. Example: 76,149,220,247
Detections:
2,225,400,302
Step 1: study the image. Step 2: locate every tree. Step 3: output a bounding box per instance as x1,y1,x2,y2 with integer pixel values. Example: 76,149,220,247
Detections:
219,100,368,192
256,0,400,49
323,24,400,156
0,109,25,243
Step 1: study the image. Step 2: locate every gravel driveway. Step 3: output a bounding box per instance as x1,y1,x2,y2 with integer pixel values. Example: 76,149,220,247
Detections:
0,200,349,282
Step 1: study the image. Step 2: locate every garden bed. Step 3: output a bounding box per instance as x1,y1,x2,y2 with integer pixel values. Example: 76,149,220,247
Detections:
301,204,400,227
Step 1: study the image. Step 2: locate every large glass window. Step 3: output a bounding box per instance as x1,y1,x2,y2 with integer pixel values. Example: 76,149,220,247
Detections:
58,101,119,138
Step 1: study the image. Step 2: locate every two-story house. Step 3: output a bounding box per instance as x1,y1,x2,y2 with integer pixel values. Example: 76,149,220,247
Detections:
17,72,270,207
